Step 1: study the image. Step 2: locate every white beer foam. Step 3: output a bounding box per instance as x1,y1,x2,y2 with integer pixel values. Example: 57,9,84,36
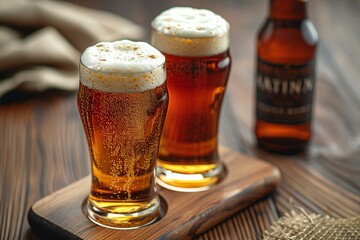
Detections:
80,40,166,92
151,7,230,56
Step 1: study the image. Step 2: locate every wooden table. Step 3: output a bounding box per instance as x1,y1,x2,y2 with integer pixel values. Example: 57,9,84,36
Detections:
1,0,359,239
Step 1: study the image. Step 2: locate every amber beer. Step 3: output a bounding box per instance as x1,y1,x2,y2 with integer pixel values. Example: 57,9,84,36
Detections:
255,0,318,153
151,7,231,191
77,40,167,229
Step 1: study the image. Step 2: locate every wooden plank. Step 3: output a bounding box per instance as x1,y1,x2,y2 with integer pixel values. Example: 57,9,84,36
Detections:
255,151,360,218
199,196,279,240
28,147,280,240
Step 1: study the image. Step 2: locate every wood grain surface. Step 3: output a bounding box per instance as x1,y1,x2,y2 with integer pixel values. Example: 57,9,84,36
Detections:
1,0,360,239
28,147,280,240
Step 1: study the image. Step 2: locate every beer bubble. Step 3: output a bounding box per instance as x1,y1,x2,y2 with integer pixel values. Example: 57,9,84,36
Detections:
80,40,166,93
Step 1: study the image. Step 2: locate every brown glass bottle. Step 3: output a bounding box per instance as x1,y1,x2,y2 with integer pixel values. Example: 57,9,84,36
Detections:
255,0,318,154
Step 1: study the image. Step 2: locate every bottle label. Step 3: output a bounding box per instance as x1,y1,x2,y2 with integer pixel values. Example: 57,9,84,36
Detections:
256,58,315,124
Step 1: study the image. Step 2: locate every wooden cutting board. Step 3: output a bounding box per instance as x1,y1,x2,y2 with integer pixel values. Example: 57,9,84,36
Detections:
28,146,280,240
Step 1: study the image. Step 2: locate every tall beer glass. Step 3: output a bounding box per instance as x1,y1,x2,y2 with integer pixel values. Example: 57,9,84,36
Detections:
77,40,168,229
151,7,231,191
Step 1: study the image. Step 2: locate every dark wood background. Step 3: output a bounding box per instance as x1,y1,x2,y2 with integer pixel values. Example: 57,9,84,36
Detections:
1,0,359,239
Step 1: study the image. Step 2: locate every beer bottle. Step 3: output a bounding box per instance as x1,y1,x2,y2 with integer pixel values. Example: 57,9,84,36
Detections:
255,0,318,153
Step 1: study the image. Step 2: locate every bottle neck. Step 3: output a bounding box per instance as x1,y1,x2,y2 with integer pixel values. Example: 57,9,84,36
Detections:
269,0,307,20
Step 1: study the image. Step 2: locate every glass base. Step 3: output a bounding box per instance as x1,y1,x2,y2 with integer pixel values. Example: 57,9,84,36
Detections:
156,162,226,192
86,196,160,230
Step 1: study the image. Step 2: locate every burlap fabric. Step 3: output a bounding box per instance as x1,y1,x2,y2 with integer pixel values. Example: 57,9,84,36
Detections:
0,0,144,98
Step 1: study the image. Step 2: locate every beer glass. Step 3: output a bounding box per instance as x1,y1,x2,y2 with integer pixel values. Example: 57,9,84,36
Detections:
151,7,231,191
77,40,168,229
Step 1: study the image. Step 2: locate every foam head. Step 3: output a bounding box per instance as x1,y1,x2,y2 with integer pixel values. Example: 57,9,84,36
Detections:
80,40,166,92
151,7,230,57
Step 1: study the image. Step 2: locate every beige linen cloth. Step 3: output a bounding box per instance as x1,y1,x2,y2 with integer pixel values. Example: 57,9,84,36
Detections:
0,0,144,98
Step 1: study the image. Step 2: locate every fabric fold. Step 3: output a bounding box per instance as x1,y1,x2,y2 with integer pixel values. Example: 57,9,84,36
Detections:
0,0,144,99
